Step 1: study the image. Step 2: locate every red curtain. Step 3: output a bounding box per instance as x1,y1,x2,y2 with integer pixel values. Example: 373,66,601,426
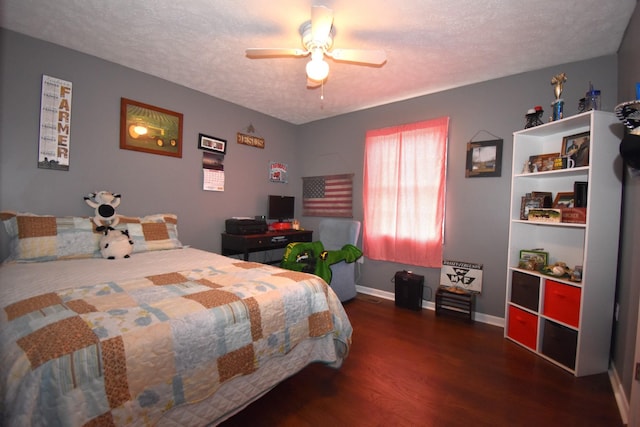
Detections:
363,117,449,268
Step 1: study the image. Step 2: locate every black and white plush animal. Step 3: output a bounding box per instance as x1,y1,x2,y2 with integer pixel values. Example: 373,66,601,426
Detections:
84,191,121,231
100,227,133,259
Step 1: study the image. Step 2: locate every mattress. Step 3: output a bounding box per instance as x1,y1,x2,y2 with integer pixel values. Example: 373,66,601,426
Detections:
0,247,352,426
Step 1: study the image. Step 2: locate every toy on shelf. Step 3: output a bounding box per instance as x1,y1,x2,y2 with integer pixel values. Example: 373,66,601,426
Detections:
525,106,544,129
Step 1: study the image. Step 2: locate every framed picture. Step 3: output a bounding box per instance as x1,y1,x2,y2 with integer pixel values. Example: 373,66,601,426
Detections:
531,191,553,208
465,139,503,177
120,98,183,158
553,191,575,208
561,131,590,167
528,153,560,172
519,249,549,270
520,195,546,220
198,133,227,154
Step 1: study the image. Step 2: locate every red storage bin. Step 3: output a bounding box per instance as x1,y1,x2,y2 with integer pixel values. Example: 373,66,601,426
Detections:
508,306,538,350
543,280,581,328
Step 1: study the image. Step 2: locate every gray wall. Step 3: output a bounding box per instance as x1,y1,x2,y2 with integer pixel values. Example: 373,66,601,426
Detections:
0,29,300,263
614,1,640,402
0,28,620,319
298,56,619,318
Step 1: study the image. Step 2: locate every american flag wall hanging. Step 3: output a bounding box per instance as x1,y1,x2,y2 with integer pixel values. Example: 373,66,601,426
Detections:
302,173,354,218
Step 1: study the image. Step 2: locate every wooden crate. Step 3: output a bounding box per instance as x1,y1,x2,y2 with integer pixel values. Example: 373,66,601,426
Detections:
435,287,476,322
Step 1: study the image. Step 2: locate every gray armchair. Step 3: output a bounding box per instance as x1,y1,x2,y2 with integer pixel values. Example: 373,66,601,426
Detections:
318,219,361,302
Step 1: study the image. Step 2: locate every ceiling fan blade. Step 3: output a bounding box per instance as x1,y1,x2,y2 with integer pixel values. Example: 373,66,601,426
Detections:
310,5,333,42
245,48,308,58
328,48,387,65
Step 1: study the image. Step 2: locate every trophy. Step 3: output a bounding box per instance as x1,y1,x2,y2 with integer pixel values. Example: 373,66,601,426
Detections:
550,73,567,121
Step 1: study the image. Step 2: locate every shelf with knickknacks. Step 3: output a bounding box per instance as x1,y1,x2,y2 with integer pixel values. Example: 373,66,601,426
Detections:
505,105,623,376
524,106,545,129
527,76,602,130
578,82,601,113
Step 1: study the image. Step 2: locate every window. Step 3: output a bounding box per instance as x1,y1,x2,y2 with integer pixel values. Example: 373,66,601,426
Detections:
363,117,449,267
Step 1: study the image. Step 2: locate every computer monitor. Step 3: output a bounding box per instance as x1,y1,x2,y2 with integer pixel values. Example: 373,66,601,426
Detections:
267,195,295,223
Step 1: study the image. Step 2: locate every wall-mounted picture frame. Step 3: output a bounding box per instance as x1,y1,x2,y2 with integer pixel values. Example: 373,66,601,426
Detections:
120,98,183,158
465,139,503,177
198,133,227,154
38,75,72,171
561,131,590,167
553,191,575,208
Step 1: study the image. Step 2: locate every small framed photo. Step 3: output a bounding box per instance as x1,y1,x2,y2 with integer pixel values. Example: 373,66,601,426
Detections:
465,139,503,178
561,131,590,167
531,191,553,208
198,133,227,154
529,153,560,172
553,191,575,208
520,195,546,220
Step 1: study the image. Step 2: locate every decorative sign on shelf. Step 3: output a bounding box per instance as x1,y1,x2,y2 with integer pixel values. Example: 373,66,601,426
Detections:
440,260,483,293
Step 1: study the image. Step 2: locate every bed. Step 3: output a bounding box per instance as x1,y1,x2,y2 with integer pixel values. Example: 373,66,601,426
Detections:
0,212,352,426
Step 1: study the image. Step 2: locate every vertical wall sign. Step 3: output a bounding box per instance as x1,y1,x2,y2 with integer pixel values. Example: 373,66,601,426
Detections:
38,75,72,170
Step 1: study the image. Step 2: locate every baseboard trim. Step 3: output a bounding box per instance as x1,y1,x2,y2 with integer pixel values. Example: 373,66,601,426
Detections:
609,365,629,425
355,284,504,328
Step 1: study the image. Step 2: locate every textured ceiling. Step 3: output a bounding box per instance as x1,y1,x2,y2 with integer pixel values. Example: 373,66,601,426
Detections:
2,0,636,124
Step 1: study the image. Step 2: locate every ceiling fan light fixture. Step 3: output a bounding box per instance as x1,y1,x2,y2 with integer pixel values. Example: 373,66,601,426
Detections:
306,49,329,81
246,6,385,86
306,58,329,81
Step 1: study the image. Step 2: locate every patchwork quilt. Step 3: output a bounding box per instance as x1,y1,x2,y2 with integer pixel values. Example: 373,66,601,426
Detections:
0,260,352,426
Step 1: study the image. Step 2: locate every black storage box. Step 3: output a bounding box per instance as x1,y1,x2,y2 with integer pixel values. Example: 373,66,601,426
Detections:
511,271,540,311
394,271,424,310
542,319,577,369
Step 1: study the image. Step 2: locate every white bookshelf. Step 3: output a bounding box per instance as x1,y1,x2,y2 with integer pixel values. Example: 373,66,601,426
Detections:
504,111,623,376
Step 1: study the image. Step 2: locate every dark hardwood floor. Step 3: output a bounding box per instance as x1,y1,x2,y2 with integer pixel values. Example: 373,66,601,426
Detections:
220,294,623,427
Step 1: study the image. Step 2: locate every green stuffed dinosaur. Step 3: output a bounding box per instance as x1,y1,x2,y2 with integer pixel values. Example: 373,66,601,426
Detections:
280,241,362,284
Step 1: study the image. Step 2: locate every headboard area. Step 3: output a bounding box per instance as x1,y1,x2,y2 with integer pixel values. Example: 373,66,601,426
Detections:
0,211,182,263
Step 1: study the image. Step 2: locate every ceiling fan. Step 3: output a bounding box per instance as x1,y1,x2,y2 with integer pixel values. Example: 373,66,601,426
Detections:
245,5,387,87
